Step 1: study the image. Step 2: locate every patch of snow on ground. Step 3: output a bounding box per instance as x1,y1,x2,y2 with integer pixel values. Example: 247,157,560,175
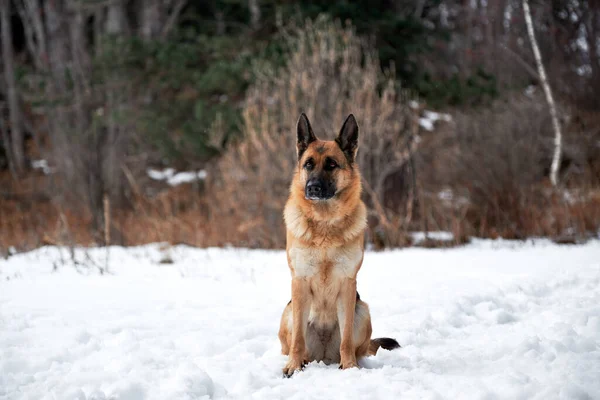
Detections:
31,159,54,174
147,167,176,181
436,188,469,208
1,240,600,399
438,189,454,201
419,110,452,131
560,188,600,205
576,64,592,77
418,117,435,131
410,231,454,243
147,168,207,186
525,85,536,97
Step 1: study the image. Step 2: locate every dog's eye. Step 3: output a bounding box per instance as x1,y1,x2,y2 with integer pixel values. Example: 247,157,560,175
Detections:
304,160,314,170
324,159,338,170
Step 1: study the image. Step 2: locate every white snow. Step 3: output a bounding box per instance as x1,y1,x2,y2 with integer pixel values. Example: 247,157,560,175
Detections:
438,189,454,202
410,231,454,244
576,64,592,77
166,171,204,186
146,168,207,186
436,188,469,209
525,85,536,97
419,110,452,131
147,167,176,181
1,240,600,400
31,159,54,175
419,118,435,131
573,33,589,53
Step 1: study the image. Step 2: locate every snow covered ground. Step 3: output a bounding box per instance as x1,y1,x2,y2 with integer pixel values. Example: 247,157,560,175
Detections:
1,239,599,400
147,168,207,186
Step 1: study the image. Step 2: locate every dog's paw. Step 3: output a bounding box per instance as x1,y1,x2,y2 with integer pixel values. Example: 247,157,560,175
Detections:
282,359,306,378
339,360,358,370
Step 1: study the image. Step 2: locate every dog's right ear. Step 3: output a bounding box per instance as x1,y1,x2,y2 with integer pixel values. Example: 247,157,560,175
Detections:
297,113,317,159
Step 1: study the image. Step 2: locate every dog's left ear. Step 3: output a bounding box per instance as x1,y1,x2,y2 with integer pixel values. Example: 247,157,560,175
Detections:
336,114,359,163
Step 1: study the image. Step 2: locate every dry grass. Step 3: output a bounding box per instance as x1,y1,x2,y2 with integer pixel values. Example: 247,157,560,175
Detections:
2,176,599,254
0,181,211,252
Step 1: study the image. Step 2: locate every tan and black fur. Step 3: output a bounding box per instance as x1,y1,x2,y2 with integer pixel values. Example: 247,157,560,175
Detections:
279,113,399,377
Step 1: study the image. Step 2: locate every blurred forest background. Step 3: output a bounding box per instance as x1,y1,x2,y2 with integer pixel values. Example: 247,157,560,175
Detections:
1,0,599,253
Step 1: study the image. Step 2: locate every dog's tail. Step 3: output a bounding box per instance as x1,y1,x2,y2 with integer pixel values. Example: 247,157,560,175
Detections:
368,337,401,355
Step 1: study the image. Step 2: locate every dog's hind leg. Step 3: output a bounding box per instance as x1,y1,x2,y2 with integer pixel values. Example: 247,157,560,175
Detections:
353,299,401,358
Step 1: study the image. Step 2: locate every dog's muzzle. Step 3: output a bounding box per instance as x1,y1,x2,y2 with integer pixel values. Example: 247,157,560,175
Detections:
305,179,334,200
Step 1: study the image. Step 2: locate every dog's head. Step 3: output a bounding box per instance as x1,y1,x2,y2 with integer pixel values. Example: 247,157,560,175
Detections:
295,113,359,201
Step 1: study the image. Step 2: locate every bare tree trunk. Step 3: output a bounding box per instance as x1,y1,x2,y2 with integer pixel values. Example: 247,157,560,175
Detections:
44,0,74,189
44,0,69,93
106,0,129,35
15,0,48,70
15,1,41,70
141,0,162,39
216,11,225,35
69,4,89,136
103,193,110,246
1,0,25,173
0,111,18,179
523,0,562,186
584,6,600,87
462,0,474,72
439,2,449,28
414,0,426,18
249,0,261,31
502,0,513,43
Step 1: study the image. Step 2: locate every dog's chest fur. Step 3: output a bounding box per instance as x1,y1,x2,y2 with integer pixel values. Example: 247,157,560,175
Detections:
288,244,362,280
288,243,363,326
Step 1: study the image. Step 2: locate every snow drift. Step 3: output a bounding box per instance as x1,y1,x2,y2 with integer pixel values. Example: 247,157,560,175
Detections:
1,239,599,399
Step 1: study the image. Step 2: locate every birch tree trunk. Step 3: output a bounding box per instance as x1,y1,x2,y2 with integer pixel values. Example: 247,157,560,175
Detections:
523,0,562,186
1,0,25,174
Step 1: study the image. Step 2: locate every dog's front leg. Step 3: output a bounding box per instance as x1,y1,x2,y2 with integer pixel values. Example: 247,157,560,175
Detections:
283,277,310,377
337,277,358,369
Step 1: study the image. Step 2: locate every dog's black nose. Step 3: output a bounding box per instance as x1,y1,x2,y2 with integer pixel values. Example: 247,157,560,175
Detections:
306,181,322,198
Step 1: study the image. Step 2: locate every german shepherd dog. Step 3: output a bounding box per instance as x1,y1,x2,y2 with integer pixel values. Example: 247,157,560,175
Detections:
279,113,400,376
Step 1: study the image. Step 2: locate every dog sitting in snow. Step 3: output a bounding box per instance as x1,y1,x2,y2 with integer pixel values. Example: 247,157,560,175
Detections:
278,113,400,377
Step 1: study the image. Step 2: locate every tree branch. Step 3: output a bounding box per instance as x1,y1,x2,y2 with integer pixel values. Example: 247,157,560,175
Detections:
498,44,540,80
